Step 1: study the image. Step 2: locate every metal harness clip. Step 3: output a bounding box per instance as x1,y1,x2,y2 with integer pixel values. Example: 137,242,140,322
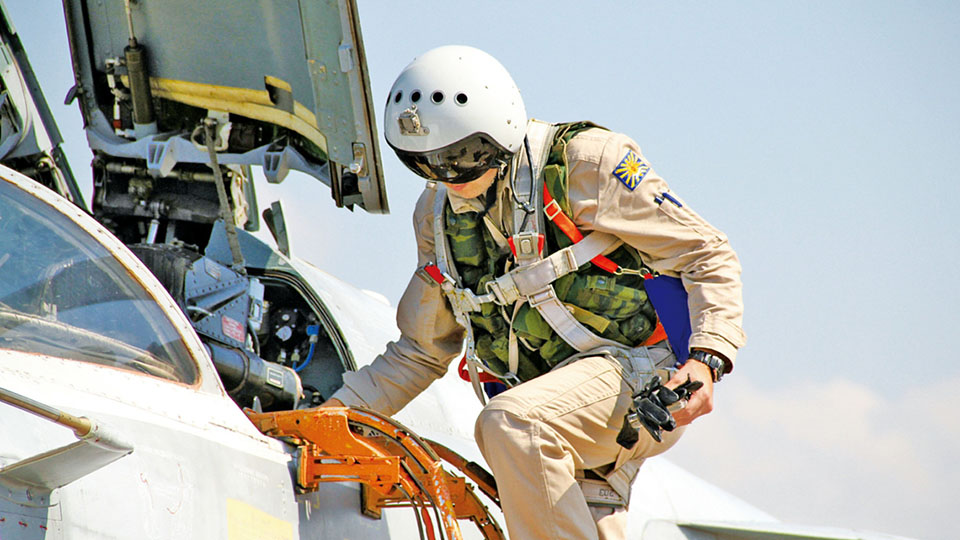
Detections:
484,274,520,306
508,231,544,265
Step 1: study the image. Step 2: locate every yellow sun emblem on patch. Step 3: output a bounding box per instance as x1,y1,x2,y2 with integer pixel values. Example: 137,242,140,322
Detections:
613,150,650,191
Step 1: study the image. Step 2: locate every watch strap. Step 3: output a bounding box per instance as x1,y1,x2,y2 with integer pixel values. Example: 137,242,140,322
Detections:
689,350,726,382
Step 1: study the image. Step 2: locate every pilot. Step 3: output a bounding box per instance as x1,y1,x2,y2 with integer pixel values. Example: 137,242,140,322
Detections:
323,45,746,539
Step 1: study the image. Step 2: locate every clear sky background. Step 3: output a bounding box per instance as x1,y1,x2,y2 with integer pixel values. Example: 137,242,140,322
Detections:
9,1,959,538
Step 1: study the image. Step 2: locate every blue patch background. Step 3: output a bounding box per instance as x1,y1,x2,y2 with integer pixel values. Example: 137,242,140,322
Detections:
612,150,650,191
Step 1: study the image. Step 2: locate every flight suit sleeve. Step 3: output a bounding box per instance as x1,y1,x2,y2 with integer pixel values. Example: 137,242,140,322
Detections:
566,130,746,366
330,188,466,416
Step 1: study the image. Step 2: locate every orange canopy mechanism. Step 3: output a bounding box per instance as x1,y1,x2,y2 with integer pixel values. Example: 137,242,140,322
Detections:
245,406,504,540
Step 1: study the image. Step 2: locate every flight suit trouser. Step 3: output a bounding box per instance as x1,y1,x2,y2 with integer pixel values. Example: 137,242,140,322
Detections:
474,349,683,540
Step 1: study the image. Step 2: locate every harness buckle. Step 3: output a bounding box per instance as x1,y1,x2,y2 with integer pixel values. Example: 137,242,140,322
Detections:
448,286,495,314
551,247,579,277
544,199,563,221
508,232,545,265
485,275,520,306
527,287,556,309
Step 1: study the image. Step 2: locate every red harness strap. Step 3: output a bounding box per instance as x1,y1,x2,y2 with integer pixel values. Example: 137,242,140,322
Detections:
542,181,620,274
544,182,669,347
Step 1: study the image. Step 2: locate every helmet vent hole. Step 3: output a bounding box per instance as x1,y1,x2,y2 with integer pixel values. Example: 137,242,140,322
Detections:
455,93,468,105
394,91,403,103
411,90,422,103
431,91,444,104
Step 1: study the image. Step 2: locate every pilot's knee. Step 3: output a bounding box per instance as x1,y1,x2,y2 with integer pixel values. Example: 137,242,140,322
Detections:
474,407,519,457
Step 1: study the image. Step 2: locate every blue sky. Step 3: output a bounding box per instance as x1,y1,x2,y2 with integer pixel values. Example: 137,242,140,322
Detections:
9,1,959,538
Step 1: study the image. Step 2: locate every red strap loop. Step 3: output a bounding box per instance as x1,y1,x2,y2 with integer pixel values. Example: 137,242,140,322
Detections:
423,263,445,284
457,356,500,383
543,181,620,274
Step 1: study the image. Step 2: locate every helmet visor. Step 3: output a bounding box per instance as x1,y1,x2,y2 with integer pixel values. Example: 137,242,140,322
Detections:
390,133,509,184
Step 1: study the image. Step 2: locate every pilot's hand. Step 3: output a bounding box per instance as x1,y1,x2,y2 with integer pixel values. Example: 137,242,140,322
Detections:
317,397,344,408
665,359,714,426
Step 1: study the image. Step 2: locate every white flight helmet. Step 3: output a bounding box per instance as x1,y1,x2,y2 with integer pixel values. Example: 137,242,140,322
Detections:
384,45,527,183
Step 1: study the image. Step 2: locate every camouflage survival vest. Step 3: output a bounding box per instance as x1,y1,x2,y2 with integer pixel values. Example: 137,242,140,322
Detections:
437,122,660,386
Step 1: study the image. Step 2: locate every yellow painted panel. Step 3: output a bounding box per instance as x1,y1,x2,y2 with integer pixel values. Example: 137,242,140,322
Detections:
226,499,294,540
119,76,327,154
264,75,293,92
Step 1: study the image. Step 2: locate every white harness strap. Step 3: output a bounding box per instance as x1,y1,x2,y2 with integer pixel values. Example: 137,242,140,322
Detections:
508,121,626,354
484,232,623,305
432,183,492,403
501,121,557,377
510,120,555,242
431,120,635,395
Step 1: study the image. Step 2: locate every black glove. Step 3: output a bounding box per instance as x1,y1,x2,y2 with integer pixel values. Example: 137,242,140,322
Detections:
616,375,703,448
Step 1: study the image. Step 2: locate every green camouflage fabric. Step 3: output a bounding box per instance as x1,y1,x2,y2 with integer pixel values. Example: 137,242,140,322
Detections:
445,122,659,383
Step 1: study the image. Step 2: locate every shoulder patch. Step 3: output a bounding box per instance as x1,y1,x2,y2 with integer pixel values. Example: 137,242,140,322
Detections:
612,149,650,191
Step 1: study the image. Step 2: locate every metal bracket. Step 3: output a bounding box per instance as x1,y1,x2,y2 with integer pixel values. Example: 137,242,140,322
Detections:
263,148,290,184
145,138,177,177
337,42,355,73
398,105,428,136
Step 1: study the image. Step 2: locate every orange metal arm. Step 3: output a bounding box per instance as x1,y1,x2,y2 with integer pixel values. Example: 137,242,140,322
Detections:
245,407,505,540
426,438,499,506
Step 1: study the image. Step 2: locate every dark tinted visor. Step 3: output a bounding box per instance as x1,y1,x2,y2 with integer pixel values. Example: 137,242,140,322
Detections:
390,133,510,184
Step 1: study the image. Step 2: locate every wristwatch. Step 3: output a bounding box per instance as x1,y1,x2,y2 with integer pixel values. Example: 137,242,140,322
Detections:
688,350,728,383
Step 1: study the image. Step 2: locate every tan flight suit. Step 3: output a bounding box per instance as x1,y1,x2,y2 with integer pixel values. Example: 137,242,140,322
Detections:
331,126,746,539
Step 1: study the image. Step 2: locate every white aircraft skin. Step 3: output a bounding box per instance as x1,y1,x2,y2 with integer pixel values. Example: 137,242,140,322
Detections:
0,167,913,540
